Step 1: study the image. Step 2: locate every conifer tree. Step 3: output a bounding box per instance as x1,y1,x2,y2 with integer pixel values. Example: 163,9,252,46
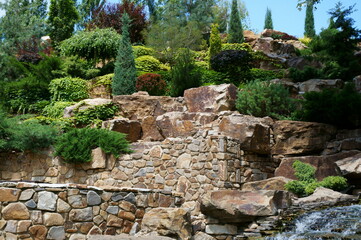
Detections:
113,13,137,95
304,0,316,37
264,8,273,29
209,23,222,60
228,0,244,43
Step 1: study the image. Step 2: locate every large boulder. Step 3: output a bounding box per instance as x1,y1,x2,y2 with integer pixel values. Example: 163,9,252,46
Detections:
156,112,217,138
200,190,291,223
275,151,359,181
336,153,361,187
63,98,112,118
183,84,238,113
272,120,337,155
112,93,186,120
241,177,292,191
253,38,297,58
217,114,272,154
141,116,164,141
102,118,142,142
140,208,192,240
286,57,322,70
298,79,344,93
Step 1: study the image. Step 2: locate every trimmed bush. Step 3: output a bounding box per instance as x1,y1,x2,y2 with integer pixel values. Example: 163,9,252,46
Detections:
73,103,118,127
136,73,167,96
49,77,89,102
236,80,295,119
132,46,155,58
54,128,131,163
135,55,162,72
43,101,75,118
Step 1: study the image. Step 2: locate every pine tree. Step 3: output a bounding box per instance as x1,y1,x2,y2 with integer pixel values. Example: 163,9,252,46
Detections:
209,23,222,60
113,13,137,95
228,0,244,43
264,8,273,29
47,0,79,44
304,0,316,37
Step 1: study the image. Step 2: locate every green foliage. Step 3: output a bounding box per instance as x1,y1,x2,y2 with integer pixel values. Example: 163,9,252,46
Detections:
228,0,244,43
221,43,252,52
27,116,73,132
236,80,295,119
197,68,228,85
135,55,162,72
285,180,307,197
59,28,121,63
250,68,284,81
209,24,222,61
73,103,118,127
49,77,89,102
47,0,79,44
43,101,75,118
264,8,274,30
295,83,361,129
113,13,137,95
132,46,155,58
54,128,131,163
292,160,316,183
289,66,323,82
304,0,316,37
170,48,201,97
136,73,167,96
320,176,348,191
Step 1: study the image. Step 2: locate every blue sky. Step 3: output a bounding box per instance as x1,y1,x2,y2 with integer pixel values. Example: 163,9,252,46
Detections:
0,0,360,38
243,0,361,37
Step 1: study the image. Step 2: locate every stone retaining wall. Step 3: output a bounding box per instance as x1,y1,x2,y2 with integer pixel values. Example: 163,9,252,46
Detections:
0,182,179,240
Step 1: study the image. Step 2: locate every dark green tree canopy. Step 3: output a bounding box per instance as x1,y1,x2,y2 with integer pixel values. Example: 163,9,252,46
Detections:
304,0,316,37
264,7,273,30
228,0,244,43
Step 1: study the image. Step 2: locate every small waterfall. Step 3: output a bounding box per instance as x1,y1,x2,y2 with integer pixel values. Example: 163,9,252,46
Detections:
267,205,361,240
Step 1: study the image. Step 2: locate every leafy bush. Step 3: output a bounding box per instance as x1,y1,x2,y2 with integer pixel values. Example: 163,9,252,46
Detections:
49,77,89,102
136,73,167,96
221,43,252,52
296,83,361,129
57,56,97,79
320,176,348,191
132,46,155,58
236,80,295,119
285,180,308,197
73,103,118,127
43,101,75,118
27,116,73,132
197,68,228,85
210,50,253,85
250,68,284,81
292,160,316,183
54,128,131,163
135,55,162,72
289,66,323,82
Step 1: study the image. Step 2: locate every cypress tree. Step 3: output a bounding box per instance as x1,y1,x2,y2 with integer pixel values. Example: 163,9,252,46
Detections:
304,0,316,37
228,0,244,43
112,13,137,95
209,23,222,60
264,8,274,29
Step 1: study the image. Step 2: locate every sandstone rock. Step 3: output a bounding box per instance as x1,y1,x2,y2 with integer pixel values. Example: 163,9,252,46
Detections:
254,37,297,58
2,202,30,220
19,189,35,201
193,232,216,240
4,220,17,233
112,94,185,120
17,220,32,233
261,29,296,39
336,153,361,186
201,190,291,223
275,151,359,181
102,118,142,142
298,79,344,93
184,84,238,113
293,187,358,207
272,120,337,155
176,153,192,169
69,234,87,240
47,226,65,240
57,198,71,213
241,177,292,191
44,213,65,226
107,215,123,227
63,98,112,118
87,191,101,206
218,114,272,154
205,224,237,235
244,30,259,43
29,225,48,240
38,191,58,211
141,208,192,240
69,207,93,222
141,116,164,141
0,188,20,201
82,148,107,170
156,112,216,138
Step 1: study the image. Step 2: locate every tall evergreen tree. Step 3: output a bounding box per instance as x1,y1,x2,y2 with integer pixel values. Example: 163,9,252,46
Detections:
113,13,137,95
228,0,243,43
304,0,316,37
264,7,273,29
209,23,222,60
47,0,79,44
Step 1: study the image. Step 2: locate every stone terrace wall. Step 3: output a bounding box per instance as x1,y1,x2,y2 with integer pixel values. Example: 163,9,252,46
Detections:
0,182,179,240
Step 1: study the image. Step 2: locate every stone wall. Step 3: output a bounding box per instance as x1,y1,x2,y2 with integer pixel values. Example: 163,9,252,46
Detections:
0,182,179,240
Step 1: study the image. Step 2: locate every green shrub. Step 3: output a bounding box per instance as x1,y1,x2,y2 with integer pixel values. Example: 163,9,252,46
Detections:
194,61,209,70
236,80,295,119
73,103,118,127
292,160,316,183
221,43,252,52
54,128,131,163
43,101,75,118
197,68,228,85
49,77,89,102
135,55,162,72
136,73,167,96
27,116,73,132
289,66,323,82
296,83,361,129
320,176,348,191
285,180,308,197
250,68,284,81
132,46,155,58
28,100,50,114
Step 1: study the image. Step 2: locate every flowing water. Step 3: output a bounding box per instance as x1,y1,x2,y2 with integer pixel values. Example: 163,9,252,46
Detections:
267,205,361,240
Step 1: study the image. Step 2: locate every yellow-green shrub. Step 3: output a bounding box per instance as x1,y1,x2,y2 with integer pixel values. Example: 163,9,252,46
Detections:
135,55,162,72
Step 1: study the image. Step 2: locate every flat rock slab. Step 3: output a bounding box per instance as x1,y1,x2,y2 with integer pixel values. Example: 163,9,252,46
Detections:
241,177,292,191
88,234,174,240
